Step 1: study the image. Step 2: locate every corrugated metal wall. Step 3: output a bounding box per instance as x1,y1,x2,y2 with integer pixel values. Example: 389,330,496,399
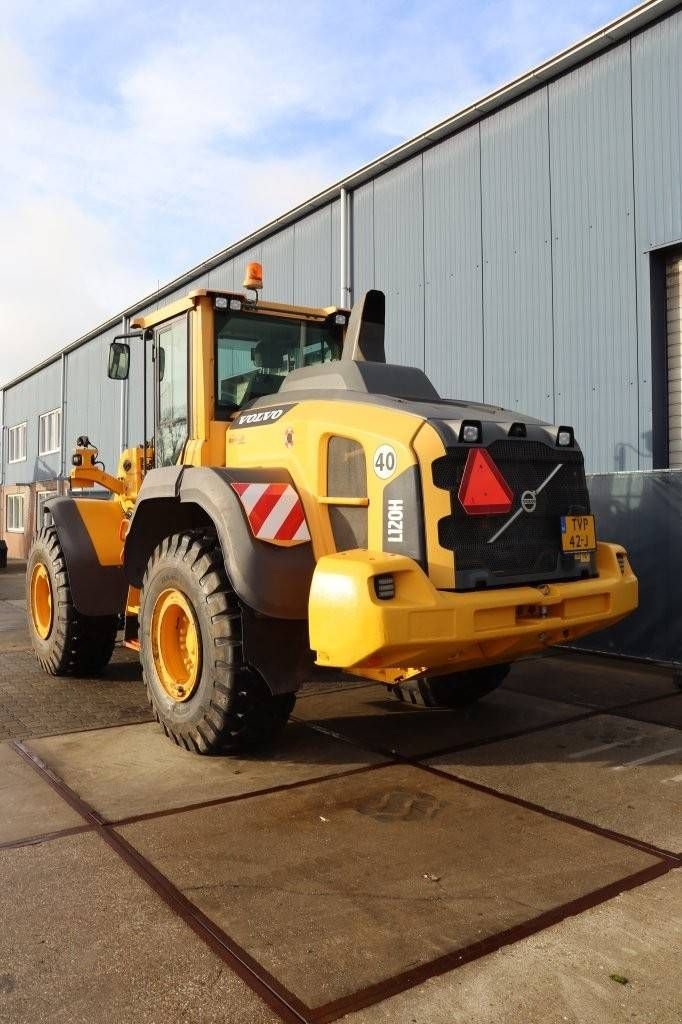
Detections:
481,90,554,421
423,127,483,402
373,157,425,368
632,11,682,468
4,7,682,486
550,42,639,473
65,324,123,474
3,360,62,485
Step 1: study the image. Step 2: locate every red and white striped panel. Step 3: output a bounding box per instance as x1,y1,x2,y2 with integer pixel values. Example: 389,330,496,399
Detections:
231,482,311,543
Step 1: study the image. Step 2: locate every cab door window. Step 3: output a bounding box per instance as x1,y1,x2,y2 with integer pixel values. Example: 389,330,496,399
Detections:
156,316,189,467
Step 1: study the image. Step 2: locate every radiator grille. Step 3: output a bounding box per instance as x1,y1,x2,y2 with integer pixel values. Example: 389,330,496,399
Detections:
433,440,591,587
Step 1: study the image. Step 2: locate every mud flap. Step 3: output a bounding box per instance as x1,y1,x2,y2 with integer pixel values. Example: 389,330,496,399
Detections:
241,607,315,694
45,497,128,617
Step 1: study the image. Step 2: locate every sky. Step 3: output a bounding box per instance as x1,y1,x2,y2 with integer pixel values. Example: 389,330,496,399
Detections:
0,0,631,383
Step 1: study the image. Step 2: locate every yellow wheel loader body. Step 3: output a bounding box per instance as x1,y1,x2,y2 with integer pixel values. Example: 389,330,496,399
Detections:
27,272,638,752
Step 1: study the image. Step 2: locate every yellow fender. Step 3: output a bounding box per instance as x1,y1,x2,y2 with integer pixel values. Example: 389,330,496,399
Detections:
45,496,128,617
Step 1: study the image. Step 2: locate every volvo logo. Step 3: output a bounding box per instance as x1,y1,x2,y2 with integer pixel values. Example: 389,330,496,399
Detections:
487,463,564,545
521,490,537,514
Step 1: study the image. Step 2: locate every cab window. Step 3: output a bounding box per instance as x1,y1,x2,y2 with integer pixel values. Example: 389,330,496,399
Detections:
215,311,341,415
156,316,189,467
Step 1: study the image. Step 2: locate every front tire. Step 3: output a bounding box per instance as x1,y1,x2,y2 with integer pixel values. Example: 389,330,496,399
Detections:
391,663,510,708
139,531,295,755
27,526,118,676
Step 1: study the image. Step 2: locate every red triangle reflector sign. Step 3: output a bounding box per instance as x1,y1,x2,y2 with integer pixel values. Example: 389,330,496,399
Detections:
458,448,514,515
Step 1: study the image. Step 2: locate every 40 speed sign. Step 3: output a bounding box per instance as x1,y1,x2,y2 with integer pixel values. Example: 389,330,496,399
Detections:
373,444,397,479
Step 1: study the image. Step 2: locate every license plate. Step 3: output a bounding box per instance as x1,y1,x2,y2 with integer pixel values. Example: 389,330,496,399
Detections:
560,514,596,553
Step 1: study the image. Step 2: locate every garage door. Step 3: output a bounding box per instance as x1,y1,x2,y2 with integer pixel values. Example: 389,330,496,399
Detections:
666,254,682,468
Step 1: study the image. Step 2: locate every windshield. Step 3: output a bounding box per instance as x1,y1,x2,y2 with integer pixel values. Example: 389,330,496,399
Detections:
215,311,341,413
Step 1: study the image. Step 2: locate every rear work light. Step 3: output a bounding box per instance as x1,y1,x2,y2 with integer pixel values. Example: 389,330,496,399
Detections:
557,426,574,447
374,574,395,600
460,421,481,444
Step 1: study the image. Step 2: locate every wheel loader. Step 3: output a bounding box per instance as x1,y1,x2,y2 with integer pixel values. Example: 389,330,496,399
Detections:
26,263,638,754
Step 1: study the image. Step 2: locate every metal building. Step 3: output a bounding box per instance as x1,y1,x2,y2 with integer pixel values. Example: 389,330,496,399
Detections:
1,0,681,661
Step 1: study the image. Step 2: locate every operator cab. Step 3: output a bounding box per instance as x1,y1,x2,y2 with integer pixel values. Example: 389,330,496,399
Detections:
107,262,349,467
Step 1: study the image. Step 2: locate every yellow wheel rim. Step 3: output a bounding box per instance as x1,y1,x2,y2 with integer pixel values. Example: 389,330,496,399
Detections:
150,588,201,702
30,562,53,640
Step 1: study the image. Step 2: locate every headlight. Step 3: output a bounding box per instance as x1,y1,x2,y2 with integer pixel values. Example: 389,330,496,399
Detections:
374,574,395,600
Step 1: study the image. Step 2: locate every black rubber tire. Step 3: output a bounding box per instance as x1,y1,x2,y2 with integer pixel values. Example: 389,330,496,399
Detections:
391,663,510,708
139,530,295,755
27,526,119,676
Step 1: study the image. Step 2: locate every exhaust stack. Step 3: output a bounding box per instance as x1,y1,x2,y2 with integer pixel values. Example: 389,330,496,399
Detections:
342,289,385,363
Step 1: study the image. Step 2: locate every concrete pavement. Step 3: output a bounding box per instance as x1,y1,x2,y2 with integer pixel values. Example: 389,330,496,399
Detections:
1,563,680,1023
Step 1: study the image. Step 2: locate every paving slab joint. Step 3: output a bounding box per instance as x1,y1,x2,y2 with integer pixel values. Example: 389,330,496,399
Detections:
8,733,680,1024
293,719,682,865
412,761,682,865
108,759,398,828
307,859,676,1024
8,738,317,1024
0,823,93,851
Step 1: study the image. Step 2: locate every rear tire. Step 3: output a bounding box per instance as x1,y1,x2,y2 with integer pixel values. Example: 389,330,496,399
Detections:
27,526,118,676
139,530,295,755
391,663,510,708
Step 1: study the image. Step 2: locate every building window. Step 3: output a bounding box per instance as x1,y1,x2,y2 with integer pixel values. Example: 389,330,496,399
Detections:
6,494,25,532
36,489,55,532
7,422,27,463
39,408,61,456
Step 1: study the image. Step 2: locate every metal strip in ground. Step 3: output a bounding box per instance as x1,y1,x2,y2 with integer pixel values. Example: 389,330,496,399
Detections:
9,729,680,1024
414,761,682,864
413,708,599,760
290,704,604,766
310,860,675,1024
10,739,314,1024
17,716,154,743
290,713,597,776
111,760,397,827
294,719,682,863
510,684,680,713
339,689,682,764
0,823,93,851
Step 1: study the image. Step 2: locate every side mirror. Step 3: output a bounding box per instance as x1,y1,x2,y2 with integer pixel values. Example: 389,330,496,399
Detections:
108,341,130,380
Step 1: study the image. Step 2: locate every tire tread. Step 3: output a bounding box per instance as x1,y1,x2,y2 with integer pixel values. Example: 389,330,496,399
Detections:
140,529,294,754
27,526,118,677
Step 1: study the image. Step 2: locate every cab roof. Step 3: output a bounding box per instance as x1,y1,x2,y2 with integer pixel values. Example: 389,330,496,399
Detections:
132,289,350,330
